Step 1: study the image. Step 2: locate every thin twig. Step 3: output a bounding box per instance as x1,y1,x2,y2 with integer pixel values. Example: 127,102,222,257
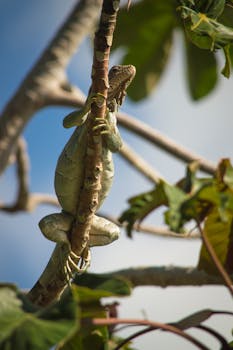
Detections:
197,221,233,297
120,141,164,183
0,137,60,212
92,318,210,350
113,326,154,348
100,213,200,238
27,193,59,211
45,88,216,176
118,112,216,175
0,138,29,211
195,325,231,349
113,311,233,350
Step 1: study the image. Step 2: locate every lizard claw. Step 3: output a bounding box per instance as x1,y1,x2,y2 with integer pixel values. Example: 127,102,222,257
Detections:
93,118,111,135
63,247,91,283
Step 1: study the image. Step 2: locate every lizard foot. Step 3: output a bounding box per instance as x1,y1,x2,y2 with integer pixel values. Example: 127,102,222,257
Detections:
93,118,111,135
63,247,91,283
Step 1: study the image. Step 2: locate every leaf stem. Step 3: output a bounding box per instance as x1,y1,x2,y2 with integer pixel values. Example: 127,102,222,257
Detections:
197,221,233,297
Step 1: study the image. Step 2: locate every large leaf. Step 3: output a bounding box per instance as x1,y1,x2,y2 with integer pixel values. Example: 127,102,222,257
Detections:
219,1,233,27
185,39,217,99
120,159,233,238
58,325,108,350
163,182,188,231
198,208,233,274
75,273,131,297
119,181,168,237
180,3,233,77
113,0,176,100
57,286,109,350
57,275,132,350
0,286,78,350
111,0,233,101
189,0,226,19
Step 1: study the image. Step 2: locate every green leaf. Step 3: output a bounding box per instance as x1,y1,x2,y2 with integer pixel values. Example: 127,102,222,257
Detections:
180,180,216,221
183,9,233,47
0,286,78,350
172,309,215,329
58,275,131,350
113,0,176,101
58,327,108,350
82,330,107,350
75,273,131,297
185,39,217,99
73,286,114,304
198,209,233,274
57,287,109,350
163,182,187,231
220,2,233,27
109,337,138,350
119,182,168,237
194,0,226,19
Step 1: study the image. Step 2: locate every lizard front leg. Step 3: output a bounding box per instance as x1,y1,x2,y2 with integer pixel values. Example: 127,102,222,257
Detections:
93,111,122,152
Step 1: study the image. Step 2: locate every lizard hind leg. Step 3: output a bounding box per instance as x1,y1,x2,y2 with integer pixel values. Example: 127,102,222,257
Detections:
39,212,91,281
39,212,76,282
89,215,120,247
39,212,73,245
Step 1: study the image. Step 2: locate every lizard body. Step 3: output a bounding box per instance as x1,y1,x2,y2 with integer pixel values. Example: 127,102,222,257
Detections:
39,64,136,278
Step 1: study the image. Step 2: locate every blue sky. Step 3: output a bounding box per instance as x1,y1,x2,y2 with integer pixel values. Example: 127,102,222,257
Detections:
1,1,233,349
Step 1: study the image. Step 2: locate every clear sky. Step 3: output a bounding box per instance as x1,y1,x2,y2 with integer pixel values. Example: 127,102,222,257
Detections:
1,1,233,349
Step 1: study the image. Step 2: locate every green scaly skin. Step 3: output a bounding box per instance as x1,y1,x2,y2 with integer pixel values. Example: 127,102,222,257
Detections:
39,65,136,279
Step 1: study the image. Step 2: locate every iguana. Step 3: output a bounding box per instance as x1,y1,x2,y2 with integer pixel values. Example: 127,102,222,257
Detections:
38,64,136,281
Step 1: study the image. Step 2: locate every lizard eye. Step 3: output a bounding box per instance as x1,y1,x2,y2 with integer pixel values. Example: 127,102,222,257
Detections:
110,66,119,74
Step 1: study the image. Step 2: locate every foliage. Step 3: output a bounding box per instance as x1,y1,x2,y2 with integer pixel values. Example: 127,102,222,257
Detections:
2,0,233,349
1,282,232,349
0,284,78,350
0,275,132,350
120,159,233,275
113,0,233,100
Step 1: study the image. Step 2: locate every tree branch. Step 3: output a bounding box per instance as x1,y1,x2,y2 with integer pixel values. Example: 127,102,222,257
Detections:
0,0,102,174
44,87,216,176
100,213,200,239
0,137,60,212
28,0,120,307
120,141,164,183
69,0,118,257
96,266,233,287
0,138,29,212
117,112,216,175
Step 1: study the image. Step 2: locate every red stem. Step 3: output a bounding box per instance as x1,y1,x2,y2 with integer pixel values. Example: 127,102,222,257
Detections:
92,318,210,350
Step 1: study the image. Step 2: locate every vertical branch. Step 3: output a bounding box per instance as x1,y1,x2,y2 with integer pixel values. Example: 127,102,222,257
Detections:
70,0,120,256
28,0,121,306
0,138,29,212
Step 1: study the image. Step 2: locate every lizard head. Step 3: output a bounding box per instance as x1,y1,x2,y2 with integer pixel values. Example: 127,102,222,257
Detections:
107,65,136,110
